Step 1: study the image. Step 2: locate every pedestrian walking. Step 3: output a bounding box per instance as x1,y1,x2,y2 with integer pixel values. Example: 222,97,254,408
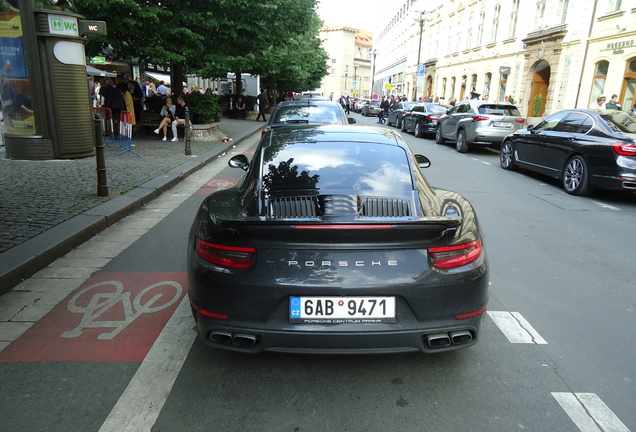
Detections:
256,89,268,122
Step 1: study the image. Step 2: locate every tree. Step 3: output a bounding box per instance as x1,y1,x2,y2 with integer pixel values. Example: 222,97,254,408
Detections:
67,0,328,97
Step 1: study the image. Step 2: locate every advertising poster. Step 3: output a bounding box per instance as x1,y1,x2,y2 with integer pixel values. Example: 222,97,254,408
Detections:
1,0,36,136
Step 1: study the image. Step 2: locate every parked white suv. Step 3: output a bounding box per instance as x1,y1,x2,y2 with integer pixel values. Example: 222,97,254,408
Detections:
436,100,525,152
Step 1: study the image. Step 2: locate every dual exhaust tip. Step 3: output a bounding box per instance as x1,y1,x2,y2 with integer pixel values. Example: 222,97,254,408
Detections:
425,330,473,348
209,331,258,348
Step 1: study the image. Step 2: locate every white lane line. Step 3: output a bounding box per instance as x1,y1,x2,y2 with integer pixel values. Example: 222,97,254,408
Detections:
552,392,630,432
470,157,491,165
487,311,547,344
99,297,195,432
591,200,620,211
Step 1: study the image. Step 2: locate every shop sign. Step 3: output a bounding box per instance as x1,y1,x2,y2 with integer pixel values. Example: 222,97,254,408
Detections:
602,39,634,55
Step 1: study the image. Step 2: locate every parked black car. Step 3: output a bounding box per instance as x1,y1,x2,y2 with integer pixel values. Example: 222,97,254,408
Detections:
188,125,489,354
401,104,449,137
387,102,418,128
500,109,636,195
360,100,382,117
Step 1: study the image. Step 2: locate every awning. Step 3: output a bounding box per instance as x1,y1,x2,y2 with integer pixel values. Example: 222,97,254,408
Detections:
86,65,116,77
144,71,171,84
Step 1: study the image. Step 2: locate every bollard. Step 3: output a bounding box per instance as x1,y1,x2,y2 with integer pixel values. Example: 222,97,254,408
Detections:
185,107,192,156
94,117,109,197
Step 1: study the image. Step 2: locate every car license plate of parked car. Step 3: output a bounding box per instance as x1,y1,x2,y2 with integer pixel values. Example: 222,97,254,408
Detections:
493,121,512,128
290,296,396,323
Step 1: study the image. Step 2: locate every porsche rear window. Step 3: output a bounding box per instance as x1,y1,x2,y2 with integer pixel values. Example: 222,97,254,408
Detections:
262,142,413,193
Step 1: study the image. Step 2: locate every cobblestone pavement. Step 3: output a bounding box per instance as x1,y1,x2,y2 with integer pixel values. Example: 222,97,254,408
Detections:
0,118,262,254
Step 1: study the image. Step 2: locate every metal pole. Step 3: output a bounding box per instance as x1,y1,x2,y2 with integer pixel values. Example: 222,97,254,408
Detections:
94,117,109,197
184,107,192,156
415,13,424,102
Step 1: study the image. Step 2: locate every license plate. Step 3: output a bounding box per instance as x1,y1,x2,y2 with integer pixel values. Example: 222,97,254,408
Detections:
493,121,512,128
289,296,396,323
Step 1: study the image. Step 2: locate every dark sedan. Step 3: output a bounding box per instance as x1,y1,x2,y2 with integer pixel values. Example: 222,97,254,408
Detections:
262,100,355,137
387,102,418,128
360,100,382,117
187,125,489,354
500,109,636,195
401,104,449,137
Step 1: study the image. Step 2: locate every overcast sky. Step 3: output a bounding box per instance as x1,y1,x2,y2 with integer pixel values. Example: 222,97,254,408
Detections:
316,0,379,32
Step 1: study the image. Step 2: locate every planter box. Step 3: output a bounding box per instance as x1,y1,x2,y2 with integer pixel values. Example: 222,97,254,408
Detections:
191,122,223,141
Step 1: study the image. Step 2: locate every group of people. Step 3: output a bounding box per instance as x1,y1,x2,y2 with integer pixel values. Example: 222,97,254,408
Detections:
91,74,145,136
153,96,187,141
225,89,269,121
589,94,626,110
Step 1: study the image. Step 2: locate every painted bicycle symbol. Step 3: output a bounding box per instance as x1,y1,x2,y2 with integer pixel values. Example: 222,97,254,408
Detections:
205,178,236,190
62,280,183,340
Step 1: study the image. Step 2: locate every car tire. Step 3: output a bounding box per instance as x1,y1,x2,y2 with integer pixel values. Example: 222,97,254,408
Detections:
456,130,469,153
401,121,408,132
414,121,423,138
500,140,517,170
563,155,593,196
435,127,445,144
396,117,402,129
387,116,393,126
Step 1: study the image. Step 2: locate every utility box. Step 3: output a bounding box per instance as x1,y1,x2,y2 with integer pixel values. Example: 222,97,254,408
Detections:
1,0,95,160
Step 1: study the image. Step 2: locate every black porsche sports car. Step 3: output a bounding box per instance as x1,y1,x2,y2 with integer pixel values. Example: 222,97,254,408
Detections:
187,125,489,354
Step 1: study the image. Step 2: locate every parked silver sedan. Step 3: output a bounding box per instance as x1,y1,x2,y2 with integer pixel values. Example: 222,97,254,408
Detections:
436,100,525,152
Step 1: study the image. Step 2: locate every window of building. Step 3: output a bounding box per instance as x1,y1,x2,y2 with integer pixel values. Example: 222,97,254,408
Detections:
607,0,622,12
477,11,485,46
621,58,636,112
509,0,520,38
332,59,337,64
451,76,456,98
491,4,501,42
558,0,569,24
498,73,509,102
442,77,447,99
471,74,478,96
331,68,336,75
535,0,546,29
466,15,473,50
484,73,492,99
589,60,609,107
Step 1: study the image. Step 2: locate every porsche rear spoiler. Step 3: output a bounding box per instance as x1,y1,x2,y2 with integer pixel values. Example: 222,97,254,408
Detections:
214,217,464,248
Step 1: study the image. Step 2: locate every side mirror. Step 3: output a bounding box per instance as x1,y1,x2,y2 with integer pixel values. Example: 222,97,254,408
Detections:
229,154,249,171
527,124,535,133
348,117,356,124
415,154,431,168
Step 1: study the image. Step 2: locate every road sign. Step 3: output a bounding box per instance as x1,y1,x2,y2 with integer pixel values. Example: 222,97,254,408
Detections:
352,81,358,90
417,64,426,76
385,83,393,90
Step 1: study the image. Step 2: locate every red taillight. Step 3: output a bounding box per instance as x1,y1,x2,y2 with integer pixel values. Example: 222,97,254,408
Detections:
612,142,636,156
293,225,393,230
191,301,229,319
429,239,483,269
473,116,489,122
455,305,487,320
195,238,255,269
516,119,525,123
426,115,439,120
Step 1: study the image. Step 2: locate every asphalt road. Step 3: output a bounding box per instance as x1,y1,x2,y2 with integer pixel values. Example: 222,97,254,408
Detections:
1,112,634,431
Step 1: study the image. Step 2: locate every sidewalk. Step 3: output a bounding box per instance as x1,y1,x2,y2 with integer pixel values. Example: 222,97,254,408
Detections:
0,118,263,292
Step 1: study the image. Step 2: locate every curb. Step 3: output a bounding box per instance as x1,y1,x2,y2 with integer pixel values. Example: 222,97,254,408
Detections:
0,127,262,293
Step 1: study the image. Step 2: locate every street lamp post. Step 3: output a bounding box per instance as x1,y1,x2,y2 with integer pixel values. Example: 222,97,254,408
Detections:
371,50,378,98
344,65,349,95
413,10,427,102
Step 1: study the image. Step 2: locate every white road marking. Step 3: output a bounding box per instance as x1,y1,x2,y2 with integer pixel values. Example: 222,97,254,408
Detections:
552,392,630,432
98,296,195,432
487,311,547,344
591,200,620,211
470,157,491,165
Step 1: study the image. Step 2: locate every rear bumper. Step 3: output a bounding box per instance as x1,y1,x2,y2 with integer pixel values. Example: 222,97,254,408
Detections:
191,304,486,354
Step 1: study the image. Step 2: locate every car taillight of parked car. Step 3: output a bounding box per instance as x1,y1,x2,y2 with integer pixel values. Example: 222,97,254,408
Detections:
195,238,255,269
429,239,483,269
473,116,489,122
516,119,525,123
427,116,439,120
612,142,636,156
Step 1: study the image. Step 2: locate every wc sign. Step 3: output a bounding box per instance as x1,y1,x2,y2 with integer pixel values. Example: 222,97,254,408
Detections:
48,15,79,36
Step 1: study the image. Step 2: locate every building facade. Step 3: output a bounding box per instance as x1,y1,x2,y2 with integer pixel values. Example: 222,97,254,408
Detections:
318,27,374,99
372,0,636,117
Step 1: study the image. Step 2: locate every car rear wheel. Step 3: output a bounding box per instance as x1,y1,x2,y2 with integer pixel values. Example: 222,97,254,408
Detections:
401,120,408,132
456,130,469,153
435,127,445,144
387,116,393,126
563,155,593,196
414,121,423,138
500,140,517,170
396,117,403,129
